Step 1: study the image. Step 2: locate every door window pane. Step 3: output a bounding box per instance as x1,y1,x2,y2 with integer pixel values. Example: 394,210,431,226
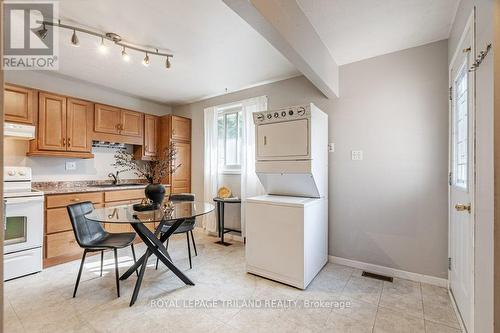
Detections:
453,61,468,189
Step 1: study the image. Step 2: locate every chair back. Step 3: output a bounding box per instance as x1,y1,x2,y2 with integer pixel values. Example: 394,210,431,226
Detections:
169,193,195,202
67,201,107,248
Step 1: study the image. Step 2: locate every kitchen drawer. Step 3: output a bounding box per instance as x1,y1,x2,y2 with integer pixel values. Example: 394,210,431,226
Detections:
105,189,144,202
46,207,72,234
46,192,103,208
46,231,81,259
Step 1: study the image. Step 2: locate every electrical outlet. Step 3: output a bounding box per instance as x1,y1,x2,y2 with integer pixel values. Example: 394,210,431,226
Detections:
351,150,363,161
328,143,335,152
65,161,76,171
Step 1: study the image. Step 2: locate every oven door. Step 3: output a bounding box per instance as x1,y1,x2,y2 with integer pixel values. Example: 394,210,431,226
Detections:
4,196,44,254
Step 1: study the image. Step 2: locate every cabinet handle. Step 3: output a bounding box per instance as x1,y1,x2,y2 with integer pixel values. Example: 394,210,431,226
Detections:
172,129,176,135
67,138,71,147
70,198,80,202
62,138,66,146
264,136,267,145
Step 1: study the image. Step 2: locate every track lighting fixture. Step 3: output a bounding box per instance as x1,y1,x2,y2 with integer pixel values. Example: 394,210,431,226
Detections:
121,46,130,62
37,23,48,40
142,52,150,66
71,29,79,47
98,36,108,54
39,19,173,69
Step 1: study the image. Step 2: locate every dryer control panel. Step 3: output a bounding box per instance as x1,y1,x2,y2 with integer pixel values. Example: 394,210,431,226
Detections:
253,104,311,124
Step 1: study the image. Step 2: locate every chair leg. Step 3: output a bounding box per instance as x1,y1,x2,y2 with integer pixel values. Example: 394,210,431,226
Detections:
190,230,197,256
186,232,192,269
100,250,104,277
131,244,138,277
73,250,87,298
113,248,120,298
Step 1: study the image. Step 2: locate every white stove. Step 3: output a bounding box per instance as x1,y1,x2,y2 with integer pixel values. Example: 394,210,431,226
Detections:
4,166,44,280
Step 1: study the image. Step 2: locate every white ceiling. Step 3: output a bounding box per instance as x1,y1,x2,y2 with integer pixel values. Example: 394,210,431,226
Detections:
297,0,459,65
45,0,299,105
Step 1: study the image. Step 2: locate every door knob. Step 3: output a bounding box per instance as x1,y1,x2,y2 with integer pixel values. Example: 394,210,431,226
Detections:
455,203,471,213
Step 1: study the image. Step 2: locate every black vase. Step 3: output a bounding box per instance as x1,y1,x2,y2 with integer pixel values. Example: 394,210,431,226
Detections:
145,183,165,207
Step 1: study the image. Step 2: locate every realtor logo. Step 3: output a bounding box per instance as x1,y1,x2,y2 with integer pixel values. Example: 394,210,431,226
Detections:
3,1,59,70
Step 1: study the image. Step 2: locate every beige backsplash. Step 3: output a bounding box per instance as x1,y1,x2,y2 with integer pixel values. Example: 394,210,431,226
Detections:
4,139,139,182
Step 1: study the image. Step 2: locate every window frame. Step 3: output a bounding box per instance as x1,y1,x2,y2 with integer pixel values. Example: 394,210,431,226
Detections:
216,103,243,174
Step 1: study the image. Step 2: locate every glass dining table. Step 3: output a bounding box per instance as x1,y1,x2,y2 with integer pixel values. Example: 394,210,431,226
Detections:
85,201,215,306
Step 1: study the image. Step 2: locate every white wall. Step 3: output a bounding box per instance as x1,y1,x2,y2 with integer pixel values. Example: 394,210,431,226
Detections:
4,140,137,182
449,1,494,332
4,70,172,182
174,39,449,278
5,71,172,116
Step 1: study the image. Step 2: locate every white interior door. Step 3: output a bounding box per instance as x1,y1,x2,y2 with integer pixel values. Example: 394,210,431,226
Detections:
449,15,474,332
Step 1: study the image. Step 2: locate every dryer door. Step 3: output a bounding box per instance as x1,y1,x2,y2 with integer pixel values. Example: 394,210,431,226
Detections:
256,119,309,160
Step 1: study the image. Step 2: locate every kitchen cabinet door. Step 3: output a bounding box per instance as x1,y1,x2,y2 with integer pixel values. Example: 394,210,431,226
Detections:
144,114,159,157
38,92,67,151
67,98,92,152
94,104,121,134
171,141,191,193
4,84,35,124
171,115,191,141
120,109,143,137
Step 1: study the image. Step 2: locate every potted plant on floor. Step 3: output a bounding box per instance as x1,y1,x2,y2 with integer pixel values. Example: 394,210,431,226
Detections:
112,142,180,207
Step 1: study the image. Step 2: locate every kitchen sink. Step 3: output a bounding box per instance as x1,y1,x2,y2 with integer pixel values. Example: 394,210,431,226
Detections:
89,183,145,188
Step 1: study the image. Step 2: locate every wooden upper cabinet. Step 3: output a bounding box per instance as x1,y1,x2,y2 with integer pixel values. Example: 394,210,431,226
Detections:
171,116,191,142
4,84,35,124
144,114,159,157
171,141,191,194
67,98,92,152
94,104,121,134
38,92,67,151
120,110,143,137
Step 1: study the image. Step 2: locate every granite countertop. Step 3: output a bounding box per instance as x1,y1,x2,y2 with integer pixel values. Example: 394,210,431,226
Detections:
32,180,170,195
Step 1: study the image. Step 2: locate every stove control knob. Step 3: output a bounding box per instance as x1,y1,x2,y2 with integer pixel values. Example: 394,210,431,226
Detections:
297,107,306,116
267,113,272,119
256,114,264,122
7,170,16,176
273,112,279,118
18,170,26,176
289,110,294,116
281,111,286,117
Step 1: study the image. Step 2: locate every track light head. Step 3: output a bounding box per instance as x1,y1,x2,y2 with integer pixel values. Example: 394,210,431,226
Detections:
71,29,79,47
121,46,130,62
142,52,150,66
165,56,171,69
37,23,48,40
98,36,108,54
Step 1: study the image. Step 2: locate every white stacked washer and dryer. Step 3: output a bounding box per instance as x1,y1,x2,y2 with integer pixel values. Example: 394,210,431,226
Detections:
246,103,328,289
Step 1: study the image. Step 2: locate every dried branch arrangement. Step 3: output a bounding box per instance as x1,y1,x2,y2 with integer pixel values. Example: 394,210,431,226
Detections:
112,142,180,184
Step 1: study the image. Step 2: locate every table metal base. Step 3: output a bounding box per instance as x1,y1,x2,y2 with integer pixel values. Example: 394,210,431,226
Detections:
214,240,232,246
120,218,194,306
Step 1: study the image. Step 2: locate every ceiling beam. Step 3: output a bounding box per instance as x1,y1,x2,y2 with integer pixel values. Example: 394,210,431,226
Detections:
223,0,339,98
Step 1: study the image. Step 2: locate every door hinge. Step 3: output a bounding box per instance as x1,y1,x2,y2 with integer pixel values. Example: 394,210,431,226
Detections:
449,172,453,186
449,86,453,101
448,257,452,270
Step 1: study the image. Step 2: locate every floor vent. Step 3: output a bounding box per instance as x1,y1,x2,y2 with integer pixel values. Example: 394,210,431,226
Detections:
361,271,393,282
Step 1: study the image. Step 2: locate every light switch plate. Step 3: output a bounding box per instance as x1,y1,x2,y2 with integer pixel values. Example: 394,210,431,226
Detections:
65,161,76,170
351,150,363,161
328,143,335,152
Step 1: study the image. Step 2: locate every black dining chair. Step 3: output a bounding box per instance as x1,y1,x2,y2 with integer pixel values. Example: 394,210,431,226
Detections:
155,193,198,270
67,201,137,298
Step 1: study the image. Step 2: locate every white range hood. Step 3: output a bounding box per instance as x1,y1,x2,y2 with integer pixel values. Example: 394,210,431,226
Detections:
4,122,35,140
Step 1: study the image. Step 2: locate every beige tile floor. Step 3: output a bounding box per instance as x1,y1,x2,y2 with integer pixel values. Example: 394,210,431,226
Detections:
4,231,462,333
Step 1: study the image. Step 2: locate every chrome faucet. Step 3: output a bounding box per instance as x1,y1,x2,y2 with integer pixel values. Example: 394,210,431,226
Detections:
108,171,120,185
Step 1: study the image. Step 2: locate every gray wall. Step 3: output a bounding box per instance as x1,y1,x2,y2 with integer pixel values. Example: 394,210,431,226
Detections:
449,1,494,332
5,71,172,116
174,39,449,278
4,70,172,182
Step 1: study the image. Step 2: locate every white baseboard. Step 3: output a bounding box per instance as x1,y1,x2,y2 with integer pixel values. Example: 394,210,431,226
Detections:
329,256,448,287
